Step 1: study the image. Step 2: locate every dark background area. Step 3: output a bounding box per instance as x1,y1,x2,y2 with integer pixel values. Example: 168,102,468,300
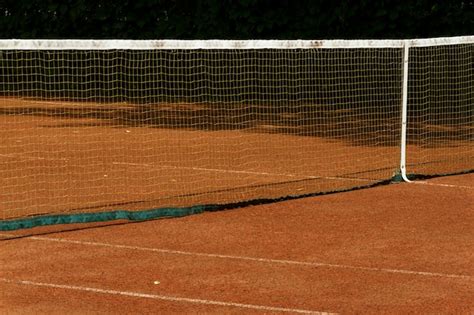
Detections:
1,0,472,39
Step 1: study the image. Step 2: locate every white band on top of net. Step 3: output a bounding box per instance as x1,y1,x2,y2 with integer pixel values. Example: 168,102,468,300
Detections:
0,36,472,50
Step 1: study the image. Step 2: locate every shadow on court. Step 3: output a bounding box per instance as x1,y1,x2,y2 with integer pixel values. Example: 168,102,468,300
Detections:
0,100,471,148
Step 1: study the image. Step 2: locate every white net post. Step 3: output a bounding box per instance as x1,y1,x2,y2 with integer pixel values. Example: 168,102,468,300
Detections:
399,42,411,182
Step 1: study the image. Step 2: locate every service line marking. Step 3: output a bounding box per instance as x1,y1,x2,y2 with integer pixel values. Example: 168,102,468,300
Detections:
2,234,470,280
111,162,372,182
0,153,68,161
410,181,473,189
0,278,334,314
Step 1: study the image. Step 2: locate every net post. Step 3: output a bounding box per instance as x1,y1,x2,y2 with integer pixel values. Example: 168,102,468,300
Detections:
399,41,411,182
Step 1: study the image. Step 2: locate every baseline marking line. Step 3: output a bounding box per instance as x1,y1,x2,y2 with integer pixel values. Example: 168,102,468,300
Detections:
410,181,473,189
0,278,334,315
111,162,372,182
5,234,470,280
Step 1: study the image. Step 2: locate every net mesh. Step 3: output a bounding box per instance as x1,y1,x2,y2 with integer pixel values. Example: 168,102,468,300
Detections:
1,48,402,221
407,44,473,176
0,38,472,228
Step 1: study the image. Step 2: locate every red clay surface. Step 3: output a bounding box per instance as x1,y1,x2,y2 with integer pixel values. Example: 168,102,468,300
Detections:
0,98,400,220
2,97,472,220
1,173,473,314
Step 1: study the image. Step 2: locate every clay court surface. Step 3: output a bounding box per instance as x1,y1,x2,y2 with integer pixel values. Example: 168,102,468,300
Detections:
1,97,472,220
1,173,473,314
1,97,473,313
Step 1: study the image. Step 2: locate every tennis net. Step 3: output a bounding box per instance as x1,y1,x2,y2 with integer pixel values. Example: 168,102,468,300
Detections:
0,37,472,230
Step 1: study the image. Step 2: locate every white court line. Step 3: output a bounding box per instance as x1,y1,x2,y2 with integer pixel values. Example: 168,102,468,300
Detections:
0,278,333,315
410,181,473,189
111,162,372,183
0,153,68,161
0,153,42,160
3,234,470,280
2,152,371,183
